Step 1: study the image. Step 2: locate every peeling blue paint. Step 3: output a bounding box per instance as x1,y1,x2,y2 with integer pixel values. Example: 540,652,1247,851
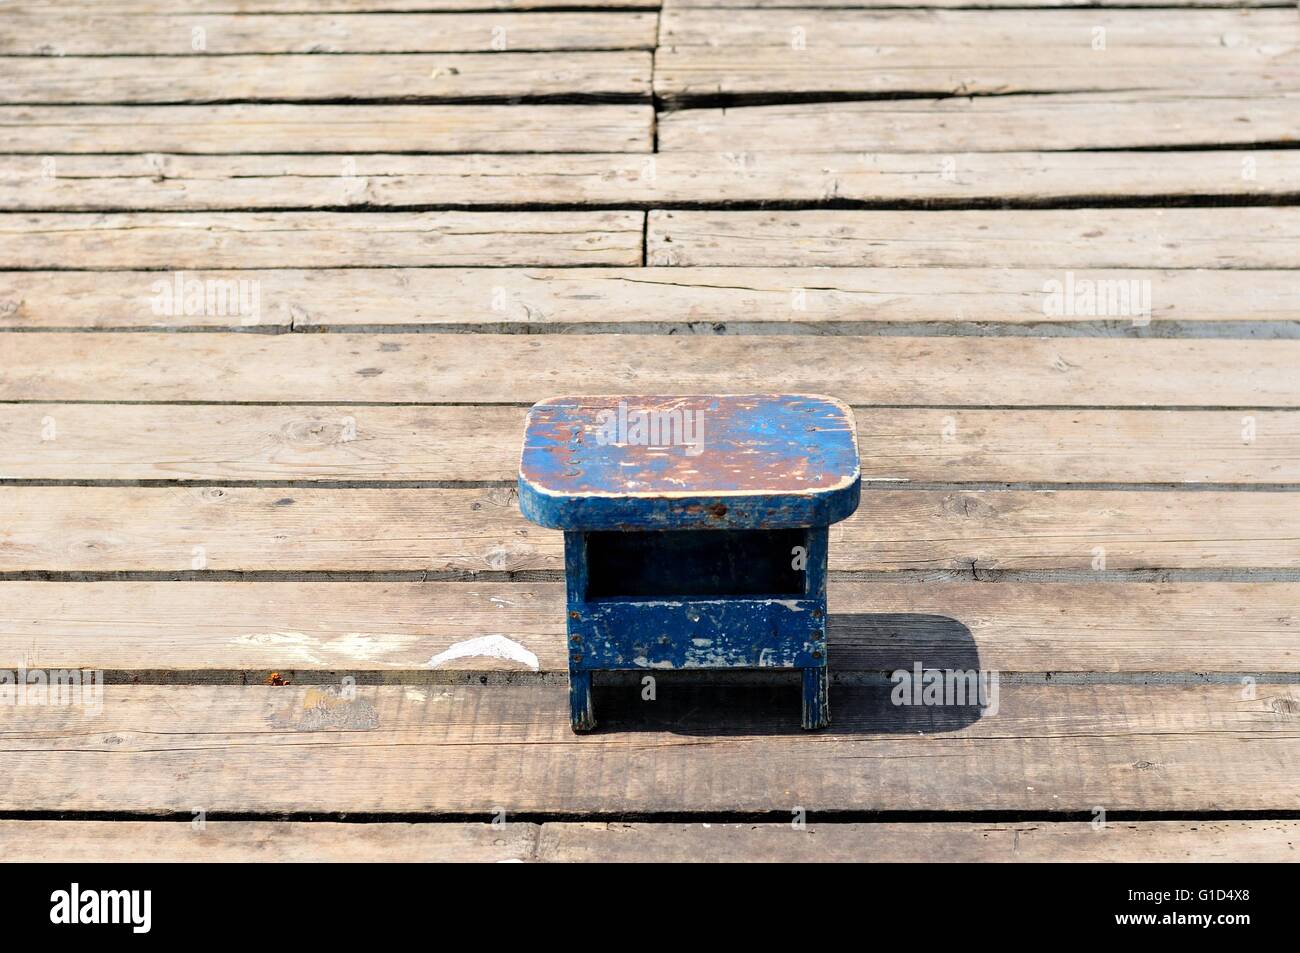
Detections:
573,597,825,669
519,394,860,530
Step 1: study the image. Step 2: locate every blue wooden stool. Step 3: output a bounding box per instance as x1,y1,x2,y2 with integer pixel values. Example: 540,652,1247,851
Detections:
518,395,860,732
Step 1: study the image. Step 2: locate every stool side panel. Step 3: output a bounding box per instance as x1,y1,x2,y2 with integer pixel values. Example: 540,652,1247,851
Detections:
571,598,828,671
518,475,570,529
518,479,859,531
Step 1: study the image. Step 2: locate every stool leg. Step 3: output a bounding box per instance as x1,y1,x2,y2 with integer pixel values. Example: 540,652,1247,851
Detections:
801,667,829,730
569,670,596,733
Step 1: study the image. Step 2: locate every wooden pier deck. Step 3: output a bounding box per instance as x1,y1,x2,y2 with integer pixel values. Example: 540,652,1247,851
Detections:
1,0,1298,862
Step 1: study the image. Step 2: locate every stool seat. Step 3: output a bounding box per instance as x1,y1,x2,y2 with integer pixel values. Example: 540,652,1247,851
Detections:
519,394,860,531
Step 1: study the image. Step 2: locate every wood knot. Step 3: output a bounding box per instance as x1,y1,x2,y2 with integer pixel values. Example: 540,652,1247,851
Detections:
1269,695,1300,717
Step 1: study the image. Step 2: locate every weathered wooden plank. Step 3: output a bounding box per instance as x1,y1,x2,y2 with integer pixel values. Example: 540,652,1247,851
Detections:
5,151,1298,210
0,405,524,479
0,213,644,268
0,682,1295,812
4,334,1297,406
664,0,1287,8
3,268,1295,329
1,12,658,54
655,50,1299,102
0,0,1265,9
1,486,1296,572
851,409,1300,483
0,819,1290,862
657,94,1300,153
0,104,654,154
537,821,1300,862
2,580,1297,674
15,208,1276,271
1,52,651,104
1,0,658,10
661,8,1299,49
0,820,535,862
646,209,1300,268
4,405,1295,484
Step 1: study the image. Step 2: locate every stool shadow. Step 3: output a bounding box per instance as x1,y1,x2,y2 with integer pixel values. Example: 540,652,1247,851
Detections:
591,613,989,737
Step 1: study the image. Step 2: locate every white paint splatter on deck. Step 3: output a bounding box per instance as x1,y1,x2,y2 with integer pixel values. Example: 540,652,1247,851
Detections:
427,634,540,672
